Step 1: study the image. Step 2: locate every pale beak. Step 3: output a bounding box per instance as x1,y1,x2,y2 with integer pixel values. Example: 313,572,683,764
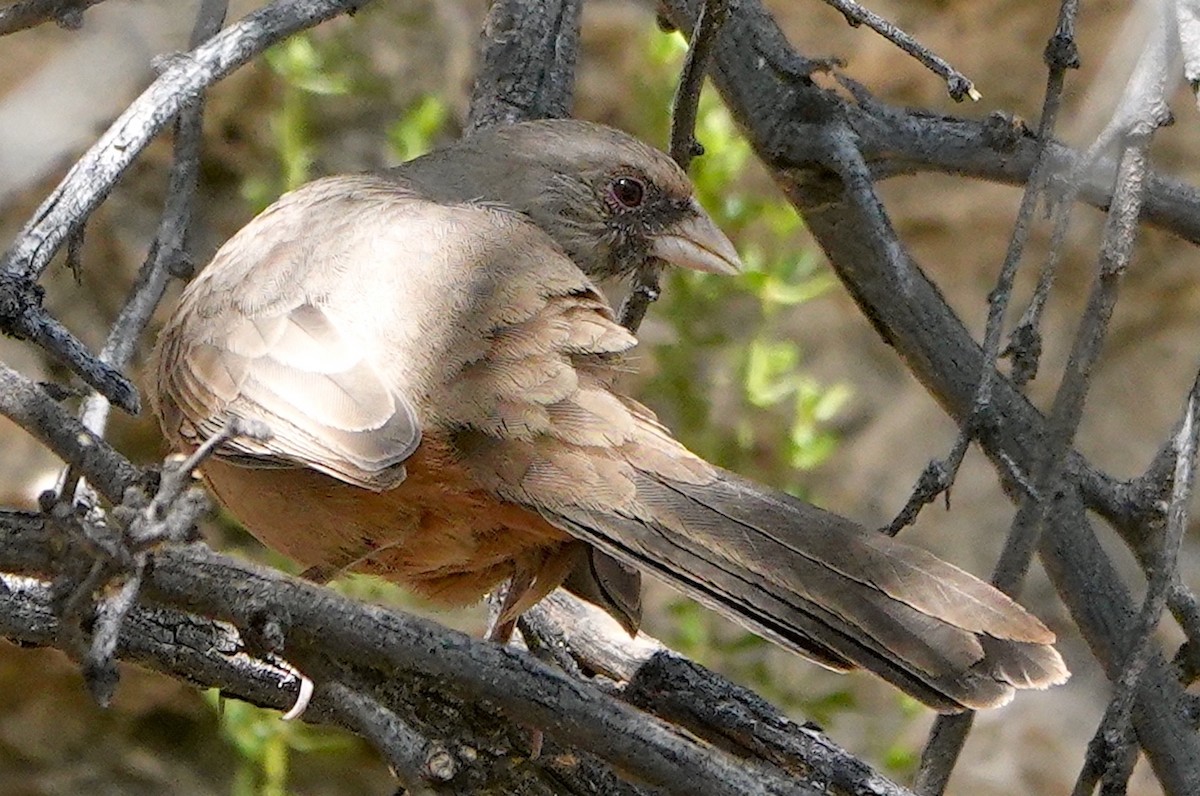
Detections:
649,203,743,275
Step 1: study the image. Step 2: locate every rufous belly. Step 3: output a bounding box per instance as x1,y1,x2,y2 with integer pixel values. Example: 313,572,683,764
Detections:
199,434,574,606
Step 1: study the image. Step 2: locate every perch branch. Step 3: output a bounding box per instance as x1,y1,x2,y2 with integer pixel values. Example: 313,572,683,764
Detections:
0,511,824,796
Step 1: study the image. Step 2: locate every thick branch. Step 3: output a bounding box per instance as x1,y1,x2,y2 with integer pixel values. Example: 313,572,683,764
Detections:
465,0,581,133
856,108,1200,246
0,0,108,36
0,509,819,796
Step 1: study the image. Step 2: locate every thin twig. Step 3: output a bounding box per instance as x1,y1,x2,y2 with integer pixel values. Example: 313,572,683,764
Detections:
53,414,263,707
82,559,144,705
668,0,729,171
2,0,370,282
911,4,1081,787
996,134,1153,794
815,0,978,100
617,0,728,333
0,0,372,411
0,283,139,412
985,0,1171,601
987,130,1150,614
1010,0,1174,380
0,361,139,504
888,0,1080,540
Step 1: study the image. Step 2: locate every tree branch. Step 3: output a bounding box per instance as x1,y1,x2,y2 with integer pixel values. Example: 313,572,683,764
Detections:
0,509,831,796
0,0,108,36
465,0,581,133
0,1,925,792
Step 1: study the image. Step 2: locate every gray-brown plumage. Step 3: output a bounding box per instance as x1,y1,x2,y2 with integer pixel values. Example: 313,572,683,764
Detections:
152,119,1068,713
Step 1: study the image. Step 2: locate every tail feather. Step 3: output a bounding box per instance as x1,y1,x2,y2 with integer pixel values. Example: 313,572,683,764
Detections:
544,468,1068,713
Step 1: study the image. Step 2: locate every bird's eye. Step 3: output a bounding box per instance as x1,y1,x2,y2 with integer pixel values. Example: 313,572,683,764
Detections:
608,176,646,209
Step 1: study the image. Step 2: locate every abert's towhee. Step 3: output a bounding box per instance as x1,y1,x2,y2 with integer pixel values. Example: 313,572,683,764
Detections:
152,119,1068,712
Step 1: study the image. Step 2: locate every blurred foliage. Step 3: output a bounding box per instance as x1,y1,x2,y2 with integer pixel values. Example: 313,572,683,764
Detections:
242,33,353,211
204,692,358,796
387,94,449,161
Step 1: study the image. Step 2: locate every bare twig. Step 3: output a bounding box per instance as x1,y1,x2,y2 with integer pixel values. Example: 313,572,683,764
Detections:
1073,372,1200,796
911,3,1081,787
939,133,1148,795
615,264,664,334
991,70,1163,612
0,361,139,503
49,415,265,706
617,0,728,333
814,0,978,100
2,0,373,282
668,0,729,171
59,0,228,508
0,0,108,36
888,0,1081,539
0,279,139,412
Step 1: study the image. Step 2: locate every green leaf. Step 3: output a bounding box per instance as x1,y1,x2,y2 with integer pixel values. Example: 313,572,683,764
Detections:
744,338,800,407
265,36,351,96
387,94,449,161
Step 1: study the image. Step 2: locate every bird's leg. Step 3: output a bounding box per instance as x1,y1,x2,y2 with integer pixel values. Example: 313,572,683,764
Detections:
486,545,582,643
485,549,583,758
485,570,535,644
482,571,544,757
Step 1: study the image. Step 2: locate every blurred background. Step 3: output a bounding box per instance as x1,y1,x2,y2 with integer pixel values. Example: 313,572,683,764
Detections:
0,0,1195,793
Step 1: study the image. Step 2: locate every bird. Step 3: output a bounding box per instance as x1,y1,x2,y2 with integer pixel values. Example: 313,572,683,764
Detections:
151,118,1068,713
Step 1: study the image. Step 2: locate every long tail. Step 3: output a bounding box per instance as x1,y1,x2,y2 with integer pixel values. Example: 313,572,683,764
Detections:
546,467,1068,713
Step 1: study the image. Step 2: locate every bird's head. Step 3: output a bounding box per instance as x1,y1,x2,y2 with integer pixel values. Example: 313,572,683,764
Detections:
399,119,743,280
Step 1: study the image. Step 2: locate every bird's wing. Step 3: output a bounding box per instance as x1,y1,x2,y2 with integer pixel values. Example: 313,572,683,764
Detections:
153,173,625,492
452,287,1068,712
154,177,434,490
